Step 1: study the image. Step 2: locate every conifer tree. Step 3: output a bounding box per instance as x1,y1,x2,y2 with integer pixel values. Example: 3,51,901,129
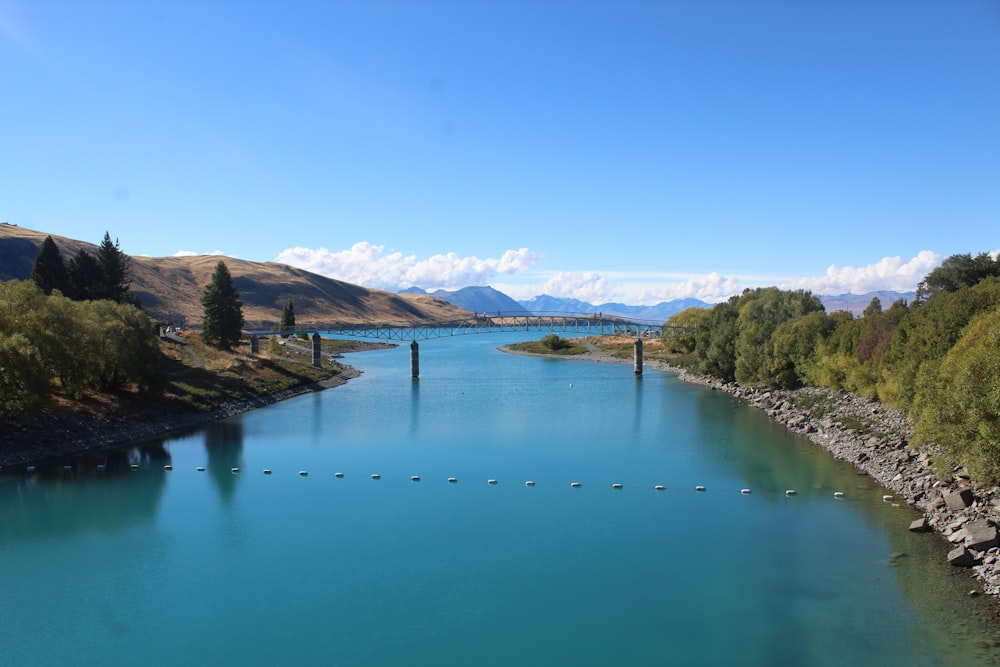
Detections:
280,300,296,337
30,235,70,296
67,249,101,301
200,260,244,350
95,232,132,303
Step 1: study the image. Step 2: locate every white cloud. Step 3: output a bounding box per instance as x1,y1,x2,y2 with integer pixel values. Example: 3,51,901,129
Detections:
274,243,536,291
787,251,941,295
273,242,944,307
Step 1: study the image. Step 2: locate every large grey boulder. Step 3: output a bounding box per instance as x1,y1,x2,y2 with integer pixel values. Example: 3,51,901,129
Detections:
964,519,1000,552
942,487,974,511
948,546,979,568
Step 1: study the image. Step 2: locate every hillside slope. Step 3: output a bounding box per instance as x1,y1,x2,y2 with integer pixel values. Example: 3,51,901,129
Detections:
0,224,471,327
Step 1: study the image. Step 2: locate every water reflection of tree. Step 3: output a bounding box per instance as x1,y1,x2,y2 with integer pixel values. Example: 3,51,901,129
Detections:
0,439,171,541
204,420,245,503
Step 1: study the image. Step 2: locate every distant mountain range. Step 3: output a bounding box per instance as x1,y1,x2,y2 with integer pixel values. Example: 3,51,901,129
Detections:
404,286,916,319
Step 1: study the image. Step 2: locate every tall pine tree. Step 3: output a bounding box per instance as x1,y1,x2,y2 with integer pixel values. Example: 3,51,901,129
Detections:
95,232,132,303
280,300,296,337
201,260,244,350
30,236,70,296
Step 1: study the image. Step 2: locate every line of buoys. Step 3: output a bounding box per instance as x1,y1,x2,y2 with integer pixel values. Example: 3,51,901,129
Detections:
488,479,498,485
334,472,344,478
164,465,173,471
834,491,845,498
448,477,458,483
129,464,139,471
196,466,205,472
231,467,240,474
570,482,582,488
695,485,705,491
612,483,623,489
411,475,421,481
654,485,665,491
785,489,797,496
263,469,272,474
299,470,309,476
741,488,752,494
525,480,536,486
371,473,381,480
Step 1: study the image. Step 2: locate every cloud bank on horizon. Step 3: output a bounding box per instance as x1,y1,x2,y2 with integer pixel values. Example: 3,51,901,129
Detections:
265,243,960,305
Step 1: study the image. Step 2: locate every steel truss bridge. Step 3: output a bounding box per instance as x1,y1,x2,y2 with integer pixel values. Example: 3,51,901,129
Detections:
244,311,694,342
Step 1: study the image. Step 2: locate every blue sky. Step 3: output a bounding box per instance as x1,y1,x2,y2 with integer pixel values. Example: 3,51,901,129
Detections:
2,1,998,304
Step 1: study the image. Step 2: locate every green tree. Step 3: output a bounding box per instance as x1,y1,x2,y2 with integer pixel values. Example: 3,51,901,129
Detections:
0,332,50,420
201,261,244,350
67,249,102,301
665,307,708,353
280,300,296,337
696,296,739,381
913,308,1000,483
915,252,1000,303
733,287,824,386
541,333,570,351
95,232,134,304
30,236,70,296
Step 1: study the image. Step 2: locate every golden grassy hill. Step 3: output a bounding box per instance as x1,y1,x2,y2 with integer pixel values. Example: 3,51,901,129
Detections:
0,224,472,328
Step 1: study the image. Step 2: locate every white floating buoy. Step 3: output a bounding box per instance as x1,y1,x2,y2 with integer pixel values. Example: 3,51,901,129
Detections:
371,473,381,480
96,464,107,471
196,466,205,472
447,477,458,483
488,479,498,485
164,465,173,471
834,491,845,498
612,483,623,489
129,464,138,470
654,485,665,491
231,467,240,474
569,383,573,388
64,465,73,471
26,466,35,473
334,472,344,478
411,475,421,482
263,469,272,475
299,470,309,476
785,489,797,496
570,482,582,488
525,480,536,486
741,488,752,494
695,485,705,491
882,494,893,502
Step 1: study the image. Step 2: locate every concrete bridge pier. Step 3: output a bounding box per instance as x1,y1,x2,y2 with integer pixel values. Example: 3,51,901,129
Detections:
312,332,322,368
633,337,643,375
250,335,259,354
410,341,420,378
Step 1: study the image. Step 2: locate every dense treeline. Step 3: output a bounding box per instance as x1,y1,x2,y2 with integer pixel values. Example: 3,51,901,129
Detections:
1,233,162,421
676,252,1000,483
0,280,163,420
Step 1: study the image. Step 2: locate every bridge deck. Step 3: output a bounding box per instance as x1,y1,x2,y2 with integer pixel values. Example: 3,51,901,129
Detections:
245,312,695,342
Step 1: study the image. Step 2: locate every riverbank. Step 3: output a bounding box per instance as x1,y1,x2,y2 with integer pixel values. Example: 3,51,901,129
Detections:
501,341,1000,605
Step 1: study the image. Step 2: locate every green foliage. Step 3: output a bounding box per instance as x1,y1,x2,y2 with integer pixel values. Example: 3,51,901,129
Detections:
665,307,707,353
733,287,824,386
201,261,244,351
30,235,70,296
67,249,102,301
0,279,164,419
915,252,1000,303
913,308,1000,483
94,232,134,304
280,300,296,337
0,332,50,420
541,333,571,351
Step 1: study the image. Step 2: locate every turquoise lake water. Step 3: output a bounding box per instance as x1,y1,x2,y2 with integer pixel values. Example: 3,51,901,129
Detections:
2,334,999,666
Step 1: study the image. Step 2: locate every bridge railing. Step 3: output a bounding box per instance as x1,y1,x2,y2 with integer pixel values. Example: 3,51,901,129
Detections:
244,311,696,342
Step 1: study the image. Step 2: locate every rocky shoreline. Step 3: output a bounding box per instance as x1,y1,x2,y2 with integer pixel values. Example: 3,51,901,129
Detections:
502,343,1000,601
678,372,1000,599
